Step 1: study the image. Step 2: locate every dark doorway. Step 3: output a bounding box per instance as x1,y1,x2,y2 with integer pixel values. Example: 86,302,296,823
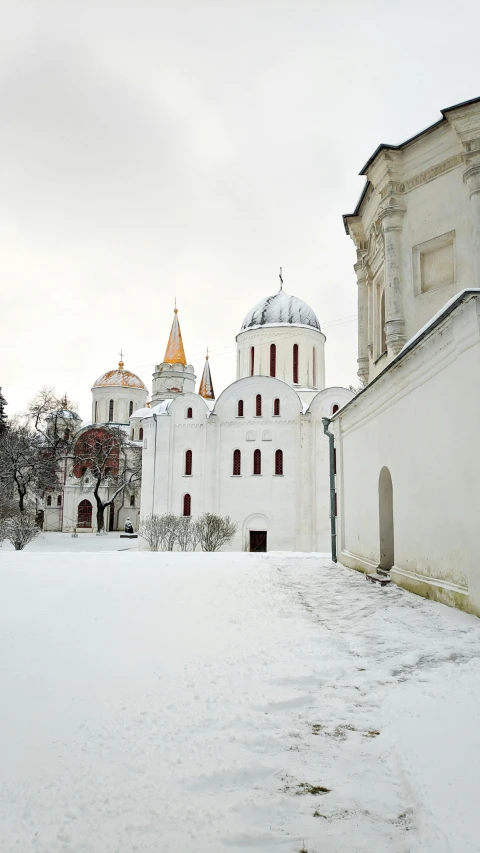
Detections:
109,504,115,531
77,499,92,528
379,466,394,569
250,530,267,552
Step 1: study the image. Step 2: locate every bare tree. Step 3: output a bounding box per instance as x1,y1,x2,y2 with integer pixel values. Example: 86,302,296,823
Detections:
27,387,79,454
189,518,202,552
176,516,192,551
138,515,164,551
2,510,40,550
0,420,57,512
197,513,238,552
163,513,179,551
72,426,141,533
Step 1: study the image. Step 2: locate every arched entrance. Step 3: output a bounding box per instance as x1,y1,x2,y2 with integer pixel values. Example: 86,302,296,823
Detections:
77,499,93,528
378,467,394,570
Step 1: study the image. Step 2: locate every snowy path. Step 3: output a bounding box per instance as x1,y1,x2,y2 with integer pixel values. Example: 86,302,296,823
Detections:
0,552,479,853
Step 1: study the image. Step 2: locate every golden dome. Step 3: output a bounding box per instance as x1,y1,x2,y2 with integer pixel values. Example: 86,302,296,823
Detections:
92,360,147,392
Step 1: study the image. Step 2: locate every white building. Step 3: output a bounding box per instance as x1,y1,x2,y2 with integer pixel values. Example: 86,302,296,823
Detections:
332,96,480,615
138,288,353,552
43,359,148,533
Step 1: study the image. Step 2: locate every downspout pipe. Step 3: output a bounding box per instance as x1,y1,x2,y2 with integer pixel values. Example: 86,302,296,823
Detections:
322,417,337,563
152,414,158,514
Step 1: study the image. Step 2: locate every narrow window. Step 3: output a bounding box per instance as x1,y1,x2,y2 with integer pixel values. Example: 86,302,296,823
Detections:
312,347,317,387
139,427,143,440
233,449,241,475
293,344,299,384
183,494,191,516
270,343,276,377
275,449,283,475
237,399,244,417
129,401,133,417
381,290,387,354
130,494,135,507
94,401,98,422
185,449,192,475
273,398,280,416
108,399,114,422
57,494,62,506
250,346,255,376
255,394,262,417
253,448,261,475
187,407,193,419
46,495,52,506
332,404,339,414
64,428,70,441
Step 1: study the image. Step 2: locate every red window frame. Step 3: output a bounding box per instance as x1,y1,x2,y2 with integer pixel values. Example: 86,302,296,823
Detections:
233,449,241,475
255,394,262,417
185,449,192,475
273,398,280,416
253,448,261,475
275,449,283,475
270,343,276,377
183,494,191,516
237,399,244,417
250,346,255,376
187,407,193,419
293,344,299,384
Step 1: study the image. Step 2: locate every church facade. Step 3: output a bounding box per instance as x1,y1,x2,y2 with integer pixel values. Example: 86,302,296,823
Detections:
136,290,353,552
332,96,480,615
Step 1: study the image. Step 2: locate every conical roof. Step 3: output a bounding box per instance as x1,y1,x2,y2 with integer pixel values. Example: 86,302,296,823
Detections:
198,354,215,400
164,308,187,365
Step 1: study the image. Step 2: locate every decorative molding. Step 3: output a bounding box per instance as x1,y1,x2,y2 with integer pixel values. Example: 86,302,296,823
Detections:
404,153,463,193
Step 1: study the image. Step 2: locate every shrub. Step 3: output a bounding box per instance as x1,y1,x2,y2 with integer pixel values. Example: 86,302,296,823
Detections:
196,513,238,552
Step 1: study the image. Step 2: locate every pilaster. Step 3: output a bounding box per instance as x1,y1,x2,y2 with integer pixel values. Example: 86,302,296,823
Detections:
379,204,407,356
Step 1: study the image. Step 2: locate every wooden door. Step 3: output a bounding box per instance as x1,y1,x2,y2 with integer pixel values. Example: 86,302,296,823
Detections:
249,530,267,552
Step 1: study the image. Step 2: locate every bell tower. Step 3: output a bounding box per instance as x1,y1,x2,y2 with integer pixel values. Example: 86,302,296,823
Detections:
151,307,196,404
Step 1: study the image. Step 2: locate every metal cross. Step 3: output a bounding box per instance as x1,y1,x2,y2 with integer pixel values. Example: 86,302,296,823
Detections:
279,267,283,290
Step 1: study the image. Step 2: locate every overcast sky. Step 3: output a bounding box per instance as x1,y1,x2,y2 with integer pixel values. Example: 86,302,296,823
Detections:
2,0,479,419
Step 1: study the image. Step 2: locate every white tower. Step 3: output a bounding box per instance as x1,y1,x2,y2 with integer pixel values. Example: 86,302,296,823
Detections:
151,308,196,405
91,358,148,424
236,277,326,403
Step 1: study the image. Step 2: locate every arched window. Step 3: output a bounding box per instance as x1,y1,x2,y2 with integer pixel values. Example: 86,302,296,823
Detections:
129,401,133,417
183,493,191,517
255,394,262,417
270,343,276,377
94,401,98,422
312,347,317,387
139,427,143,440
57,494,62,506
108,400,114,422
273,398,280,416
186,407,193,419
275,449,283,476
253,448,261,475
293,344,299,384
233,449,241,475
237,400,244,417
250,346,255,376
64,428,70,441
130,494,135,507
77,499,92,528
332,404,339,414
185,449,192,475
46,495,52,506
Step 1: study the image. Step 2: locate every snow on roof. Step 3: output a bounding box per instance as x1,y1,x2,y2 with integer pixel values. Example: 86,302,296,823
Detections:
132,400,174,419
240,289,321,332
399,288,480,356
92,361,148,392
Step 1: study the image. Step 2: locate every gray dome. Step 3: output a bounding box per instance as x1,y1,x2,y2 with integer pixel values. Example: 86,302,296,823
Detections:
240,289,321,332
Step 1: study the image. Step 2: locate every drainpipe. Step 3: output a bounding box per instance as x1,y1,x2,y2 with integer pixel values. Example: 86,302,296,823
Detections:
322,417,337,563
152,414,158,513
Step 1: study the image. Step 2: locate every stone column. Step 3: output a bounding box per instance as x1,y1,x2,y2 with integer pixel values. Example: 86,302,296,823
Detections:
354,257,369,384
464,162,480,288
379,206,406,356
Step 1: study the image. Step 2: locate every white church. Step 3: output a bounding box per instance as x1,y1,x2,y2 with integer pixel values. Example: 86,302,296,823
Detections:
133,286,353,552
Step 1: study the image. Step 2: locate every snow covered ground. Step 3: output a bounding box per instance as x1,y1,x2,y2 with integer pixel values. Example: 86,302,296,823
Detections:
0,549,479,853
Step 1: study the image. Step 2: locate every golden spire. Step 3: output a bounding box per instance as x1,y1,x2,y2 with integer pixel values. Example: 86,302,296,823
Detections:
198,349,215,400
163,306,187,365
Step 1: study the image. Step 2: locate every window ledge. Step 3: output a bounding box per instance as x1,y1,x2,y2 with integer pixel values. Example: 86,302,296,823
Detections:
182,474,193,477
